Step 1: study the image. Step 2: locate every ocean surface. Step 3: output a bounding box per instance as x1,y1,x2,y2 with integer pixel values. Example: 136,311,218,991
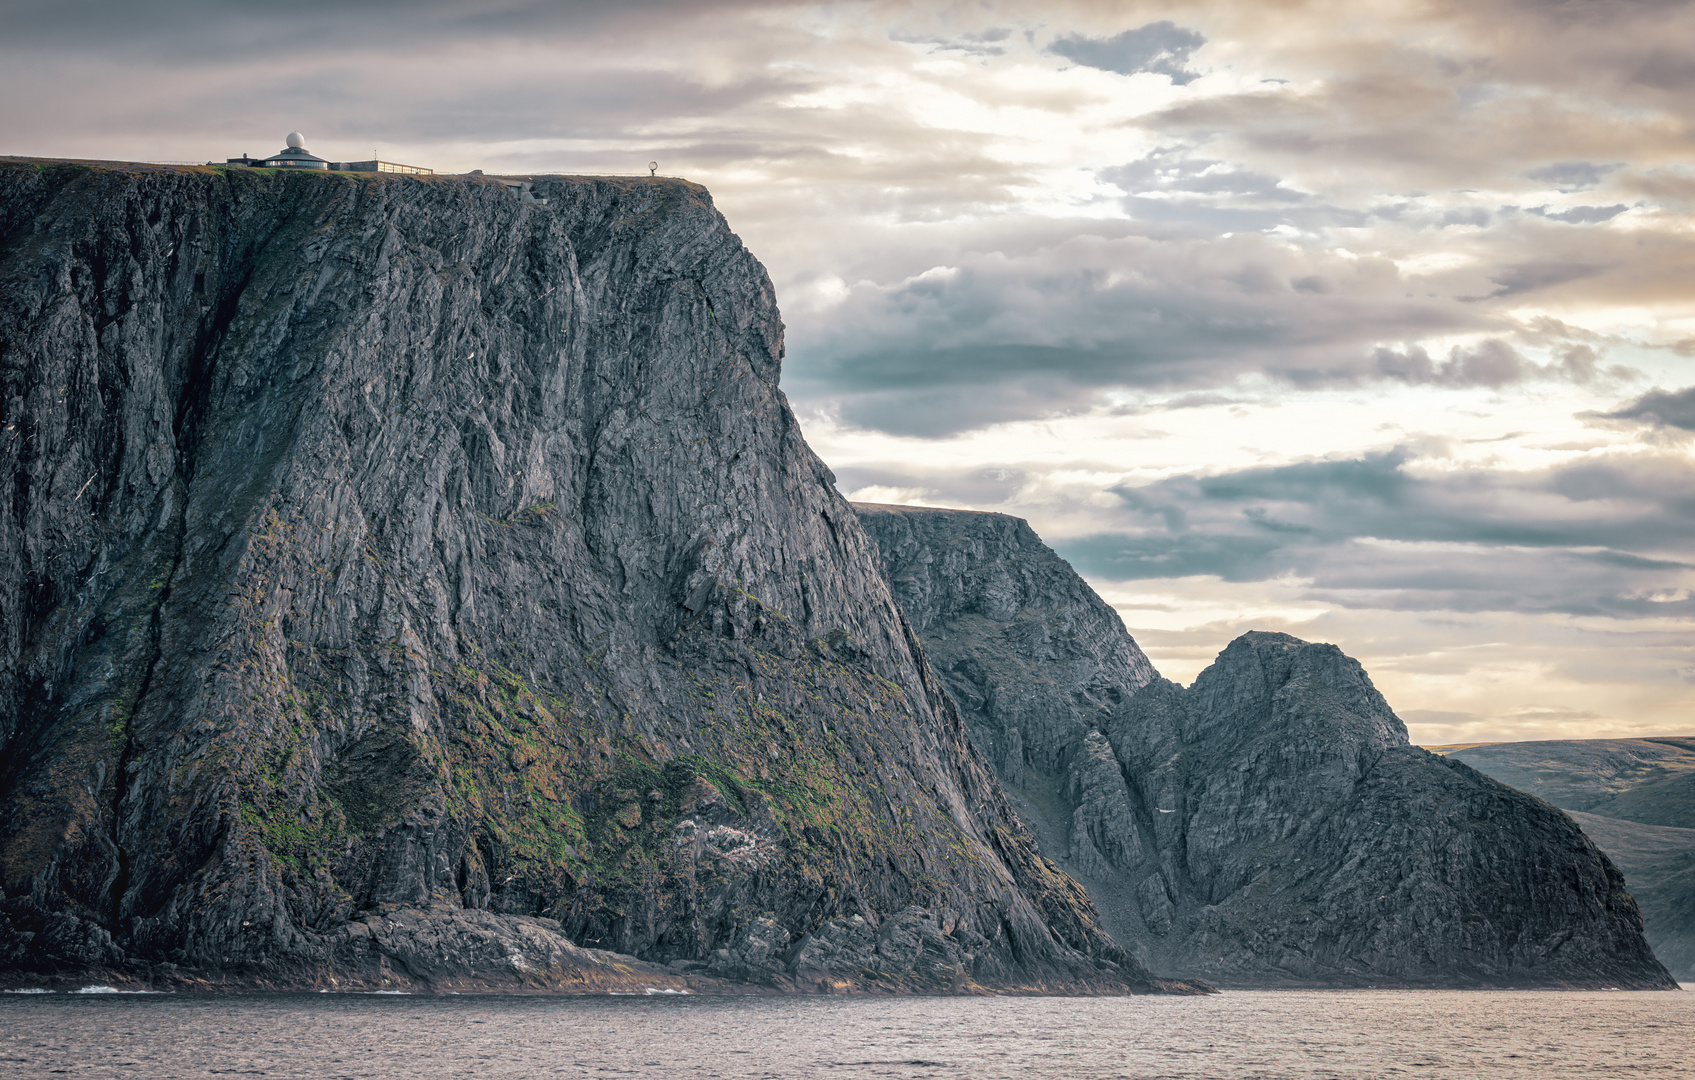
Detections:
3,986,1692,1079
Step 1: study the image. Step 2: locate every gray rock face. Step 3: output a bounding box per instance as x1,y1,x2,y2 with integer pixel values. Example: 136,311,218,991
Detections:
857,504,1675,988
852,504,1155,791
0,159,1178,994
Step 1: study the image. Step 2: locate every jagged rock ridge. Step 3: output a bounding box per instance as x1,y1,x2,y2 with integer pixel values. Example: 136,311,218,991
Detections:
0,159,1184,994
856,503,1676,988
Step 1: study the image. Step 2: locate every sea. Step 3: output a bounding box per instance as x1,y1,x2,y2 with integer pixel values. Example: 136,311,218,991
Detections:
3,985,1692,1079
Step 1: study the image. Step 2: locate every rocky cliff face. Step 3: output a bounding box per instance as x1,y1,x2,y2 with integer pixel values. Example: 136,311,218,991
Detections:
0,159,1178,994
849,505,1155,793
856,504,1675,988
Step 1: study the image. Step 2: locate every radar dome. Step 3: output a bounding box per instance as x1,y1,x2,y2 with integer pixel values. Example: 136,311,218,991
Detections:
285,132,304,148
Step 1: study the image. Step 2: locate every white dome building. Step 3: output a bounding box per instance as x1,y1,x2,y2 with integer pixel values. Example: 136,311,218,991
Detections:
262,132,328,170
222,132,433,176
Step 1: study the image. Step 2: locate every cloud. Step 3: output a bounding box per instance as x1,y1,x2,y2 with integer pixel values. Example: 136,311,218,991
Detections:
0,0,828,167
1040,447,1695,621
1371,340,1628,387
1524,161,1627,192
1476,260,1607,299
1131,2,1695,201
1596,385,1695,432
0,0,790,54
1527,204,1630,224
784,223,1642,436
1097,147,1377,234
1048,21,1207,85
1372,341,1528,387
892,26,1013,57
1617,165,1695,206
787,232,1453,375
838,463,1029,508
822,432,1695,623
1105,151,1306,204
814,368,1103,438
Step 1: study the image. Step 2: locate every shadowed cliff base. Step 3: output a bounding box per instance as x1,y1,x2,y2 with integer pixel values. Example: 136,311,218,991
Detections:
854,503,1677,989
0,159,1203,995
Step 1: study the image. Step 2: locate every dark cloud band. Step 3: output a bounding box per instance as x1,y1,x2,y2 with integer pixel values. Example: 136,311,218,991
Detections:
1597,385,1695,431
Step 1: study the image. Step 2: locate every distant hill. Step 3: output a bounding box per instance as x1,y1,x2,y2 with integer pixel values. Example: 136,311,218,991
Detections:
1435,739,1695,979
1442,739,1695,829
1567,813,1695,980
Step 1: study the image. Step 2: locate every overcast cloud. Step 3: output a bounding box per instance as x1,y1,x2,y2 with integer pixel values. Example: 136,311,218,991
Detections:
4,0,1691,741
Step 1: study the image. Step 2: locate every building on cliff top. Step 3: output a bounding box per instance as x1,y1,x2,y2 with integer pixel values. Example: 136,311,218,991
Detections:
222,132,432,175
332,157,433,176
247,132,327,170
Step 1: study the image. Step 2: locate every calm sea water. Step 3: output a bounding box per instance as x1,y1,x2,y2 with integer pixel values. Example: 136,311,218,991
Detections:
3,986,1692,1079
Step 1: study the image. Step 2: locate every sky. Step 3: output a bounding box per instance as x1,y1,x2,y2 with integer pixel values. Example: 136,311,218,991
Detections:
4,0,1693,744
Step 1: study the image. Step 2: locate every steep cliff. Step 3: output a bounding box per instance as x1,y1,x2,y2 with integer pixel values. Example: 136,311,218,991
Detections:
856,504,1675,988
0,159,1178,994
849,506,1155,792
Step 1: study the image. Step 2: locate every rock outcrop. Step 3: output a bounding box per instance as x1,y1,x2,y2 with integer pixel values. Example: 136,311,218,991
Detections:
856,504,1676,988
0,159,1184,994
849,505,1155,792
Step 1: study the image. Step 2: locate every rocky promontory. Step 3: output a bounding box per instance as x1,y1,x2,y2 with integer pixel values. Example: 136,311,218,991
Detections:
0,159,1188,994
856,503,1675,988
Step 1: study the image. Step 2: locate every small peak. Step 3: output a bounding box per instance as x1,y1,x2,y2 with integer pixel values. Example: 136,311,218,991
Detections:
1233,630,1308,648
